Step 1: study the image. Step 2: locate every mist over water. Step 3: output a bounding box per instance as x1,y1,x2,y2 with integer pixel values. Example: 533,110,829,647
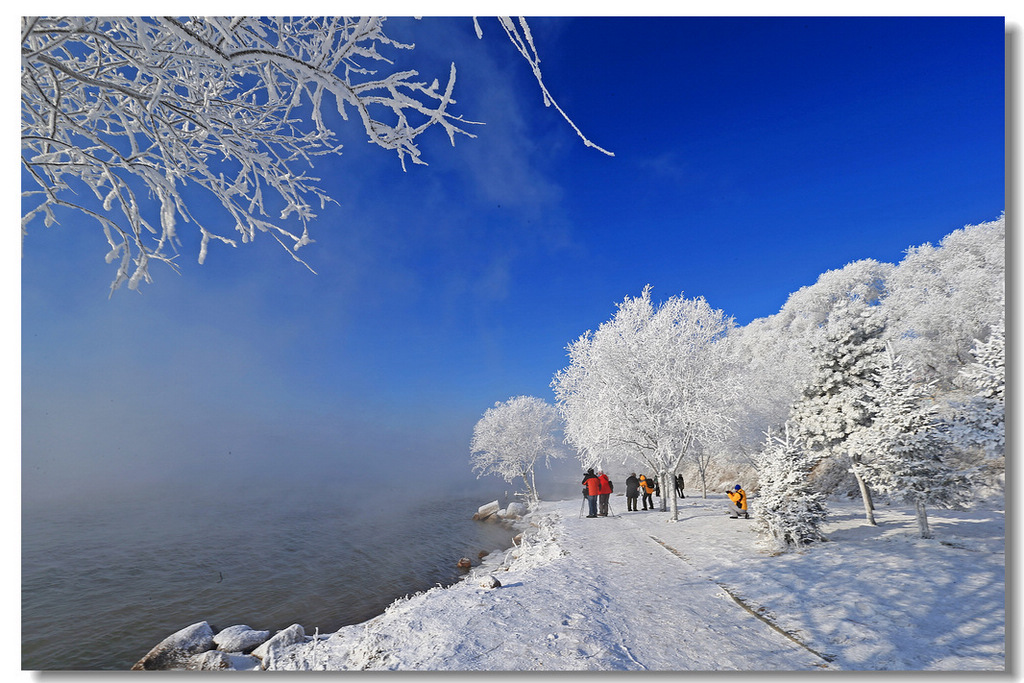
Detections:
22,479,522,670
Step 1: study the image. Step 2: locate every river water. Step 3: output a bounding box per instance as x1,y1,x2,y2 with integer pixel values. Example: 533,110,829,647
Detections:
22,484,518,670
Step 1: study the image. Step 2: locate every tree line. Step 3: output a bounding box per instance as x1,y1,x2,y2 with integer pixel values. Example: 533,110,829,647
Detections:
471,215,1004,551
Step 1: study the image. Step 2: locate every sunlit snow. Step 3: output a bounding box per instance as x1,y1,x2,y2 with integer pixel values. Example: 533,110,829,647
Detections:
252,494,1004,671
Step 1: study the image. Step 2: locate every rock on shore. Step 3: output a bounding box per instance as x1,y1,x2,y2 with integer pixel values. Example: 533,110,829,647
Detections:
132,621,283,671
472,500,527,521
135,500,528,670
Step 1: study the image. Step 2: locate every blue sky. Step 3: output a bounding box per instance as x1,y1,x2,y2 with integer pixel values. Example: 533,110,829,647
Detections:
18,15,1006,506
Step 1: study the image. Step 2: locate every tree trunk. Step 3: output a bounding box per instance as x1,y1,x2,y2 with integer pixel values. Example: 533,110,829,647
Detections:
915,499,931,539
850,458,877,525
659,470,668,512
521,471,538,507
667,446,688,521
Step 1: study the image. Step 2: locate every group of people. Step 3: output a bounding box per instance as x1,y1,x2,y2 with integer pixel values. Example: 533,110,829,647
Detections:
582,469,749,519
581,468,614,517
581,470,688,515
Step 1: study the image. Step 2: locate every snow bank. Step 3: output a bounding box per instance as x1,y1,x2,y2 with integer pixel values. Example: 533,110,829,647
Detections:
134,494,1005,671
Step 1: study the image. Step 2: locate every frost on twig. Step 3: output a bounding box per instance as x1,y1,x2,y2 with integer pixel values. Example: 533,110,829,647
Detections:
21,17,478,293
489,17,614,158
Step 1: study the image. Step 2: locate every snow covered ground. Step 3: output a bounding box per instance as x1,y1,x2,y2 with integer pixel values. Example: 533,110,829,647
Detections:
263,493,1004,671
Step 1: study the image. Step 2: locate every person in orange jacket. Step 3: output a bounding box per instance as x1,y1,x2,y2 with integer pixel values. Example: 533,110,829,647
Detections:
582,468,600,518
639,475,655,510
597,470,613,516
726,484,749,519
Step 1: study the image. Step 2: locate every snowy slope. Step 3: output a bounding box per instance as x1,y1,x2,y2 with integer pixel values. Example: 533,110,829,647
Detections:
263,494,1004,671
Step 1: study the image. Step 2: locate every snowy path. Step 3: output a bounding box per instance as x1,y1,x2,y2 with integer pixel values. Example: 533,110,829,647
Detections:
271,498,835,671
483,502,836,670
263,494,1003,671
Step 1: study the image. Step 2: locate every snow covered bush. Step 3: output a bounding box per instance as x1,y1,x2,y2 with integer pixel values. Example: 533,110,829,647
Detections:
752,426,828,553
850,347,972,538
807,454,861,499
470,396,568,506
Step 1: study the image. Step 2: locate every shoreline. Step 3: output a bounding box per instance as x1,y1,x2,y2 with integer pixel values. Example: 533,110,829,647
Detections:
267,495,1005,671
129,499,533,671
70,492,1005,672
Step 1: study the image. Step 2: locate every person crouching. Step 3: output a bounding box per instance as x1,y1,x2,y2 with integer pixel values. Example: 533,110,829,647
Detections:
726,484,749,519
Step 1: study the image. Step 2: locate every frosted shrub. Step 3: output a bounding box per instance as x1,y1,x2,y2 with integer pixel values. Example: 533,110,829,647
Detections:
752,426,828,553
808,454,859,498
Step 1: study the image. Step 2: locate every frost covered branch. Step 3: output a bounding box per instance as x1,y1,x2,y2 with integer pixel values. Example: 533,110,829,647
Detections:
478,17,614,157
22,16,608,293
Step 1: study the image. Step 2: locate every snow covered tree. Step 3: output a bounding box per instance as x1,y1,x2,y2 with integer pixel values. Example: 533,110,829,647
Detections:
771,258,893,366
881,215,1004,388
721,259,893,462
721,316,812,461
953,317,1005,462
470,395,567,506
752,425,828,553
21,16,610,293
688,439,716,499
850,346,972,538
790,299,887,525
552,286,740,521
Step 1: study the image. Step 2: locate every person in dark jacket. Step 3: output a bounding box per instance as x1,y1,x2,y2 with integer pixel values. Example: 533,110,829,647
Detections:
597,470,613,516
582,469,600,518
625,473,640,511
675,473,685,499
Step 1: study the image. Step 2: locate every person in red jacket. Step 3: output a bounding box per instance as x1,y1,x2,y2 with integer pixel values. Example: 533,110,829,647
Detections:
597,470,613,516
582,468,600,518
